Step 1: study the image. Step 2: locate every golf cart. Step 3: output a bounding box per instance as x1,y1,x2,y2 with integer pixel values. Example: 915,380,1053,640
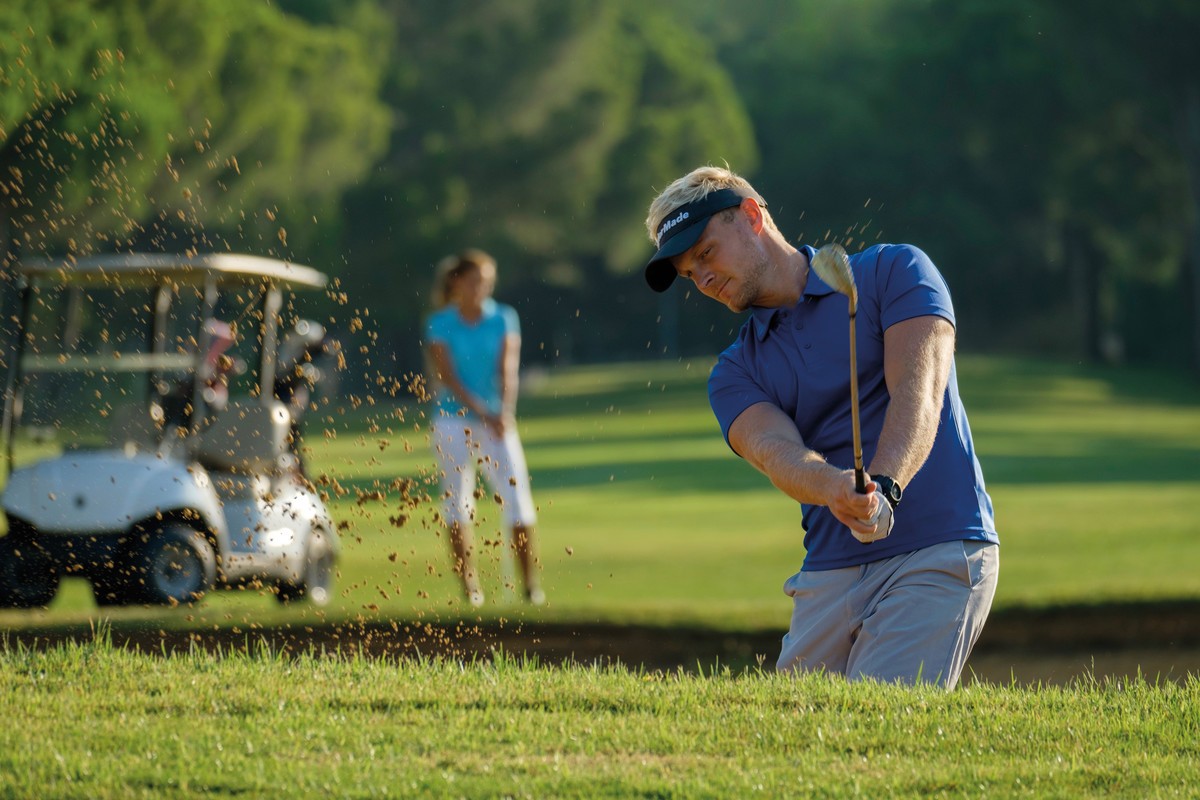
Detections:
0,253,338,608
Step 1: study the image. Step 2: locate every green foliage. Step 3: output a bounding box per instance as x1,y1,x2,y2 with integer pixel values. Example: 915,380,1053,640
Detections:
0,1,174,251
0,0,390,266
674,0,1200,364
4,0,1200,370
379,0,754,266
137,0,393,259
340,0,758,365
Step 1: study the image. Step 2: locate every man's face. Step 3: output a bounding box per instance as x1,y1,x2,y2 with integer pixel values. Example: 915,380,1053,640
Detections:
670,206,769,313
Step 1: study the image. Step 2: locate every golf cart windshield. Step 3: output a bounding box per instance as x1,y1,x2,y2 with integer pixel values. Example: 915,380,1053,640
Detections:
2,254,327,469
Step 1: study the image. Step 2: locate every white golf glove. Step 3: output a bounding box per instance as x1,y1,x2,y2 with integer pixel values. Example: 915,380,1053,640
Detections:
852,491,894,544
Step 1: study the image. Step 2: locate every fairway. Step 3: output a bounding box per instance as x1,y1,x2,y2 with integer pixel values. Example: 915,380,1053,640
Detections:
3,354,1200,682
3,354,1200,797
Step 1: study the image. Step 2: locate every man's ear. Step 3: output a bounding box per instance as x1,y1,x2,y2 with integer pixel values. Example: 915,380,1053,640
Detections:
740,197,765,233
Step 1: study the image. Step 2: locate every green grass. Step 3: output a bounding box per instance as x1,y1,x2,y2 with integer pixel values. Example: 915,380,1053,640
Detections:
2,635,1198,799
3,354,1200,633
3,356,1200,797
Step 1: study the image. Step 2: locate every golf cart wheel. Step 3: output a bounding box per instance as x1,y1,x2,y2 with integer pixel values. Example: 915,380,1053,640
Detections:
135,524,216,605
276,528,334,607
0,533,60,608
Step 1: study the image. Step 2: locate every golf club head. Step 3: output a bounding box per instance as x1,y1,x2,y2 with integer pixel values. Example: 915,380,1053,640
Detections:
811,243,857,313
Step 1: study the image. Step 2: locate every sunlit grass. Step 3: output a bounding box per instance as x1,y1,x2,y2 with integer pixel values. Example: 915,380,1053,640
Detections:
2,637,1198,798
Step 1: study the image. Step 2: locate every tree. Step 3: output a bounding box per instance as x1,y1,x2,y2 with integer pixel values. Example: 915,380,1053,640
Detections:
683,0,1200,367
0,0,390,271
0,1,170,263
341,0,757,366
1048,0,1200,368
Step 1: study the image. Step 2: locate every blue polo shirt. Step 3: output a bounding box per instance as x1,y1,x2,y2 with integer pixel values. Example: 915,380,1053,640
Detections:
709,243,997,570
425,298,519,418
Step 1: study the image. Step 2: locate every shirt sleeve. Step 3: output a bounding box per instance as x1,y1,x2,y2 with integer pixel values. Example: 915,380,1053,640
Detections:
425,311,448,344
876,244,956,330
708,341,773,450
501,305,521,337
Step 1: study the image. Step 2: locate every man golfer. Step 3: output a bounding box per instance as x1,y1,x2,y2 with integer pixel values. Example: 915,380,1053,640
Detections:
644,165,999,688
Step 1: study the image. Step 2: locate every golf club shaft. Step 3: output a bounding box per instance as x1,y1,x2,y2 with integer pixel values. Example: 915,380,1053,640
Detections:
849,312,866,493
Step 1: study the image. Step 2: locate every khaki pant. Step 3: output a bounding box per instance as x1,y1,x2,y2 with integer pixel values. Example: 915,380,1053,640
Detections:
778,540,999,688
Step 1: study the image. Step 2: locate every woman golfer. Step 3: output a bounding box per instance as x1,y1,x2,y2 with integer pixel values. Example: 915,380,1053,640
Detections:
424,249,543,607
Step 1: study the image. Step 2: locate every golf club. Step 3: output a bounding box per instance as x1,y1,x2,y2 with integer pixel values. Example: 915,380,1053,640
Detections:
810,242,866,494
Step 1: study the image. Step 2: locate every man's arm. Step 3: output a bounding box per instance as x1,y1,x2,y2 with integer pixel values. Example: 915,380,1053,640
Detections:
729,402,881,536
867,315,955,485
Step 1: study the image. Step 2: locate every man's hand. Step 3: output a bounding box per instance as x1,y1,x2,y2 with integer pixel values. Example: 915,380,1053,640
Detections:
827,473,880,539
851,490,894,544
828,476,893,544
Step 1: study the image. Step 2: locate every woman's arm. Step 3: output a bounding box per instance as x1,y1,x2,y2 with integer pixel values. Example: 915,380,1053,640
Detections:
498,334,520,419
487,333,521,435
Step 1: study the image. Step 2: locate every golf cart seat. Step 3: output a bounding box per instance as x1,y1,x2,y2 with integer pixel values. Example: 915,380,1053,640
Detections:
107,403,165,450
196,399,291,473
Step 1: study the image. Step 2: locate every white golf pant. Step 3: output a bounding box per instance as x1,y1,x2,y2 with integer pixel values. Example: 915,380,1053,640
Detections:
431,416,537,529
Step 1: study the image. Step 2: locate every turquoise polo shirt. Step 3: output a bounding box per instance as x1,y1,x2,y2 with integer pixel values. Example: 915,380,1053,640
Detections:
425,298,519,418
708,243,998,570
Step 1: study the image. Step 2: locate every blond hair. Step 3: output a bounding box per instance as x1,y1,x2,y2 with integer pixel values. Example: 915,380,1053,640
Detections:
431,248,497,309
645,165,772,244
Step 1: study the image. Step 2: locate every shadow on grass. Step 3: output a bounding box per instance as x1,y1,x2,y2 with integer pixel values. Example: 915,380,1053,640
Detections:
958,355,1200,411
980,441,1200,484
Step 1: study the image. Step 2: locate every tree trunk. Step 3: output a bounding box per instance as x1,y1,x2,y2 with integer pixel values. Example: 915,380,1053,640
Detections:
0,205,13,371
1184,85,1200,373
656,285,680,359
1067,222,1103,362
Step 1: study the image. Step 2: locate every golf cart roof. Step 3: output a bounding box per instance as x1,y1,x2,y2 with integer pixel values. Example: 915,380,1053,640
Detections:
17,253,327,290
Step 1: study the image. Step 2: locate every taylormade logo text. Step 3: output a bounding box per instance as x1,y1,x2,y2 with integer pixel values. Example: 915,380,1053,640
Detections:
657,211,689,244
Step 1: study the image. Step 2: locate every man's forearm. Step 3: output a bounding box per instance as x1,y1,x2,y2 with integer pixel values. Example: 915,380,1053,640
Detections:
751,434,845,506
731,401,882,534
868,388,942,485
